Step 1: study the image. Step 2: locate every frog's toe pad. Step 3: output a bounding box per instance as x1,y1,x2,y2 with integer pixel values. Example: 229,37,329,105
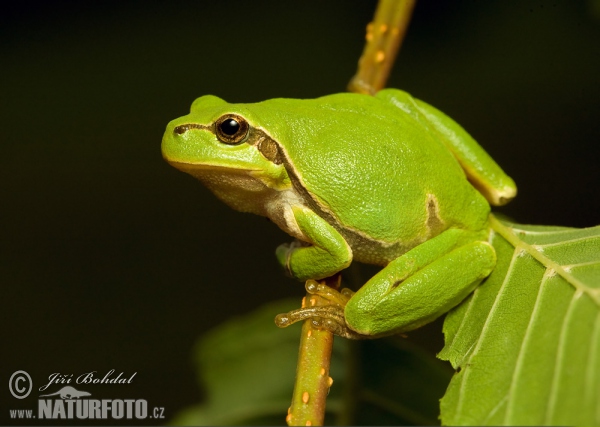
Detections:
305,280,353,307
274,305,369,340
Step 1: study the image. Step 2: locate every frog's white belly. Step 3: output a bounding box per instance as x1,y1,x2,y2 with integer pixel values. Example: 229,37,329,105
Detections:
264,190,309,242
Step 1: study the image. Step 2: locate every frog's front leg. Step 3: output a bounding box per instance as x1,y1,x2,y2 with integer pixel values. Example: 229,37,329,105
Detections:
275,206,352,281
277,228,496,338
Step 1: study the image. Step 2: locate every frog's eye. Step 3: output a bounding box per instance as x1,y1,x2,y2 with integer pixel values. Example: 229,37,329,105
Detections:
215,114,249,144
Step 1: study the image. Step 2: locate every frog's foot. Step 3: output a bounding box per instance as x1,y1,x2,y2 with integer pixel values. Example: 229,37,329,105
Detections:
275,280,370,340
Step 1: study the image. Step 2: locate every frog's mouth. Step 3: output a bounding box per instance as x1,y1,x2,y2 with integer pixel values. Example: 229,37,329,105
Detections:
166,160,259,179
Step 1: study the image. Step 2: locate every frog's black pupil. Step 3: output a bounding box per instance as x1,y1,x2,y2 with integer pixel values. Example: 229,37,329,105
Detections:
220,119,239,136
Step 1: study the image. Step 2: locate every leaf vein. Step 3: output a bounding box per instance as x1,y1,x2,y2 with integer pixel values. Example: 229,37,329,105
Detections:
538,234,600,248
503,270,551,424
564,260,600,269
482,395,508,425
454,247,520,420
490,215,600,306
510,228,577,236
544,290,580,424
584,310,600,424
446,287,477,363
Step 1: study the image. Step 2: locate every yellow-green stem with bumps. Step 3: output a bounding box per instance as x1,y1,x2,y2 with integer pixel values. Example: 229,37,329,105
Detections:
287,1,417,424
286,277,339,426
348,0,416,95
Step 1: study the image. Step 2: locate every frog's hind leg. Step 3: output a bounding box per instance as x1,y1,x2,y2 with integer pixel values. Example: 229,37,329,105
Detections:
276,228,496,339
376,89,517,206
345,228,496,336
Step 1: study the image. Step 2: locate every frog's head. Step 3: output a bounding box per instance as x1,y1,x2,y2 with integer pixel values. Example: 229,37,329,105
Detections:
162,95,292,213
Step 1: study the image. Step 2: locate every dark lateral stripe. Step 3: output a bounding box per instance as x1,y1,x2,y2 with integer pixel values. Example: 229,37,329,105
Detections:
252,129,283,165
174,123,211,134
173,122,283,166
279,146,418,260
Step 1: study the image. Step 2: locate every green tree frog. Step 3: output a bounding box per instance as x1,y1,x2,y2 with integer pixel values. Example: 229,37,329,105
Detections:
161,89,517,339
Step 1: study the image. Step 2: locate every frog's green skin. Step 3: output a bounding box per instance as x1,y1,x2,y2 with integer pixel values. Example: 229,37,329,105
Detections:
162,89,517,337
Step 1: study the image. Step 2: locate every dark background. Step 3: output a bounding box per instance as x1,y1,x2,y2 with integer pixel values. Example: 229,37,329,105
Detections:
2,0,599,425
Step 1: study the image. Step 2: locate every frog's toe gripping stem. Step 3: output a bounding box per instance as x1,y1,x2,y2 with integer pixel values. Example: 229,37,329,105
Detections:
274,280,368,340
276,230,495,340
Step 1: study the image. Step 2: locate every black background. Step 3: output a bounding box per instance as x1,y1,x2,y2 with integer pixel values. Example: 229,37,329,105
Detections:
2,1,599,425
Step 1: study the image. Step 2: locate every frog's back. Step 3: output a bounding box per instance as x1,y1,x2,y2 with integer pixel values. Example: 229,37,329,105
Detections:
249,91,490,264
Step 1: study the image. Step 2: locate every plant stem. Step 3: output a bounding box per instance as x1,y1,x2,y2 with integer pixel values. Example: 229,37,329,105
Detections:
287,276,340,426
287,2,417,425
348,0,416,95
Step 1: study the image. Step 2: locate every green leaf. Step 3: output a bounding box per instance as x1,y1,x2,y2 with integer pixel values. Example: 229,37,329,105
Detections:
172,297,452,425
170,299,349,426
439,216,600,426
